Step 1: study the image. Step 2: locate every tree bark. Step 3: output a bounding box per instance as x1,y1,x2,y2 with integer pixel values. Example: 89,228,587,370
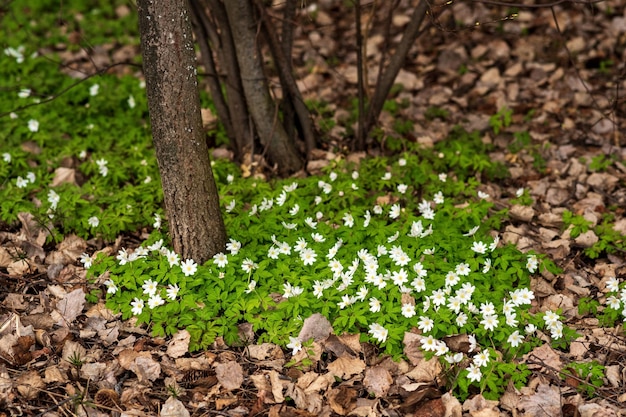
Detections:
138,0,227,263
223,0,303,175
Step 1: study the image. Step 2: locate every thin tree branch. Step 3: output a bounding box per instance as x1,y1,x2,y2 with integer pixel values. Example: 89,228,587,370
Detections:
189,0,237,151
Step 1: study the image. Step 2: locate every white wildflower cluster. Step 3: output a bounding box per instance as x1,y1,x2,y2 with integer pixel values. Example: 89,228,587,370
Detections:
603,277,626,319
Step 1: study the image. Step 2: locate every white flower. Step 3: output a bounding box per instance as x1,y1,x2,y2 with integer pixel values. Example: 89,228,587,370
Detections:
368,323,388,344
369,297,381,313
401,303,416,318
28,119,39,132
391,268,408,287
79,253,94,269
104,279,118,294
226,239,241,255
445,352,464,364
286,337,302,355
128,95,136,108
213,252,228,267
373,204,383,215
480,302,496,316
148,294,165,309
142,279,159,296
18,88,31,98
267,245,280,259
466,364,482,383
181,259,198,276
96,158,108,177
47,189,60,210
607,295,621,310
16,176,28,188
131,298,144,315
283,282,303,298
433,191,444,204
166,284,180,300
153,213,162,229
525,323,537,335
516,188,524,197
411,277,426,293
398,158,407,166
456,312,468,327
481,315,499,331
417,316,434,332
543,310,560,327
300,248,317,266
167,249,180,267
89,84,99,96
606,277,620,293
434,341,449,356
455,262,471,276
438,173,447,182
2,153,10,163
245,280,257,294
526,254,539,273
242,258,258,273
289,204,300,216
390,204,401,219
471,241,487,254
117,248,130,265
397,184,408,194
477,191,490,199
304,217,317,229
421,335,438,352
468,334,477,352
343,213,354,228
225,200,236,212
508,330,524,347
444,271,459,287
483,258,492,273
88,216,99,228
276,191,287,206
283,182,298,192
473,351,490,367
381,172,391,180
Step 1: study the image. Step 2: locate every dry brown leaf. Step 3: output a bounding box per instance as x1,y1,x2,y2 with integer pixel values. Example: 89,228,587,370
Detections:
247,343,283,361
215,360,244,391
7,259,31,277
0,364,14,403
328,386,357,415
518,384,561,417
298,313,333,342
166,330,190,358
51,167,77,187
62,340,87,365
327,356,365,380
363,366,392,397
462,394,499,417
131,355,161,382
525,343,563,373
161,396,190,417
53,288,86,326
15,370,44,401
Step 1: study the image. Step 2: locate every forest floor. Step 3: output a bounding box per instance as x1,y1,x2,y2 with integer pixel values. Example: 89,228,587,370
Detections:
2,1,626,416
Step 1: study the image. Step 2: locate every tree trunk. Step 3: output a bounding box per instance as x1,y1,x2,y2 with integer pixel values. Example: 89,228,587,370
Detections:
223,0,303,175
138,0,227,263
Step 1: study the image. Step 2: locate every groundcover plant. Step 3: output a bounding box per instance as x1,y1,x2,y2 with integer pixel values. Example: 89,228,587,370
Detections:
84,151,577,400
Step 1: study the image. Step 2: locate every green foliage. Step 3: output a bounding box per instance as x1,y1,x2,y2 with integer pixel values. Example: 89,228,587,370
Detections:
563,361,606,398
489,107,513,135
561,210,592,238
434,127,509,181
425,106,450,121
588,154,615,172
